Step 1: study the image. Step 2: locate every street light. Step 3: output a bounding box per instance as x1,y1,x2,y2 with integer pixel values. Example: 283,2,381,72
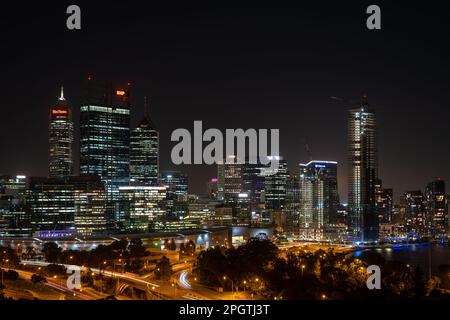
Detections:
301,265,306,275
223,276,234,299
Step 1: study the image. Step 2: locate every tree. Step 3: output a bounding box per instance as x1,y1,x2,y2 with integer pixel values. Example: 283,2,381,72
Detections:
155,256,172,280
167,239,177,251
413,267,426,299
129,239,148,259
44,264,67,277
42,242,62,263
31,274,47,284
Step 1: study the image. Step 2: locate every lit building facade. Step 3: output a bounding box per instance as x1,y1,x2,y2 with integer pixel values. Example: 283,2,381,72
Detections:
49,87,74,178
118,186,167,232
130,112,159,186
375,179,393,224
160,171,188,218
80,84,131,228
299,161,339,229
71,176,107,237
27,177,76,234
401,190,426,235
426,179,448,238
348,98,379,242
0,175,30,237
264,157,289,210
217,156,243,205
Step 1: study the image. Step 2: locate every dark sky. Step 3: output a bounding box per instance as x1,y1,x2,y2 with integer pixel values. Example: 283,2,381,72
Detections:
1,1,449,202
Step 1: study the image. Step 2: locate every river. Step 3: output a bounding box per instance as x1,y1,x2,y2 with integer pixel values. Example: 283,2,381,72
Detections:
354,244,450,276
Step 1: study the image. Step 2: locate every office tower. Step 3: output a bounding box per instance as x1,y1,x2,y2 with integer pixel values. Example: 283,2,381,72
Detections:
348,97,379,242
71,176,107,237
284,175,301,233
217,156,243,204
118,186,167,232
242,161,267,208
375,179,393,224
0,175,30,237
80,82,131,228
401,190,426,235
299,160,339,229
426,179,448,238
264,157,289,210
130,98,159,186
160,171,188,218
28,177,76,234
49,87,74,178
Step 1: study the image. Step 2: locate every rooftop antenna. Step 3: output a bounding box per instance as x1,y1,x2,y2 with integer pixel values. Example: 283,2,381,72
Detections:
59,86,66,101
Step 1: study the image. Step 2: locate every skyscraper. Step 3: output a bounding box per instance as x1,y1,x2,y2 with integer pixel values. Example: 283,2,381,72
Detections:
299,160,339,229
401,190,426,235
130,98,159,186
0,175,30,237
49,87,74,178
375,179,393,224
426,179,448,239
264,157,289,210
217,156,243,205
348,97,379,242
28,177,76,234
160,171,188,218
80,82,131,228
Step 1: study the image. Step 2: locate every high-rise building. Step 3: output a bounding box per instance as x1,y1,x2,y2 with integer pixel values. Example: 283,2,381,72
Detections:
425,179,448,238
284,175,301,233
160,171,188,218
299,160,339,229
80,82,131,228
264,157,289,210
401,190,426,235
0,175,30,237
217,156,243,205
49,87,74,178
118,186,167,232
28,177,76,234
348,97,379,242
130,98,159,186
375,179,393,224
71,176,107,237
242,161,267,208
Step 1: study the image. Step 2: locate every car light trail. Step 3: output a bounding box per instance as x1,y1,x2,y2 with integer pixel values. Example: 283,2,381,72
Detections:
179,270,192,290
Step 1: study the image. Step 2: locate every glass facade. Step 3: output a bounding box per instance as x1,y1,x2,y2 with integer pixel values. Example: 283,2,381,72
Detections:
118,186,167,232
80,103,130,228
299,161,339,229
160,171,188,218
130,116,159,186
348,99,379,242
0,175,30,237
28,177,76,234
49,88,74,178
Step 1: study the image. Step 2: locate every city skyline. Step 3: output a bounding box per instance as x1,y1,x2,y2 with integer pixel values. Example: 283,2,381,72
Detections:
1,2,450,202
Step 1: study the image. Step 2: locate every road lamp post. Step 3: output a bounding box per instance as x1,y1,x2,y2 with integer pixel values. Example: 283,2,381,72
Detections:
223,276,234,299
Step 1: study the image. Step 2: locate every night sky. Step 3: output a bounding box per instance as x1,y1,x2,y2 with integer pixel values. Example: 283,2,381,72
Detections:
1,1,449,202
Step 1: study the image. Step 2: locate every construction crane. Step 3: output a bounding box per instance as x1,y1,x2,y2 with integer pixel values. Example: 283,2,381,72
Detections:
330,95,368,108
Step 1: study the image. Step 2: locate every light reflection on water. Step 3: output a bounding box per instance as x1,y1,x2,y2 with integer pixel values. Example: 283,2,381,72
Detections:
355,244,450,276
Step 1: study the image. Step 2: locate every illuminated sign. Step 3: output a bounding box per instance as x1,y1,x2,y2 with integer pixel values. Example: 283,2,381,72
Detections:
52,109,68,115
116,90,126,96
